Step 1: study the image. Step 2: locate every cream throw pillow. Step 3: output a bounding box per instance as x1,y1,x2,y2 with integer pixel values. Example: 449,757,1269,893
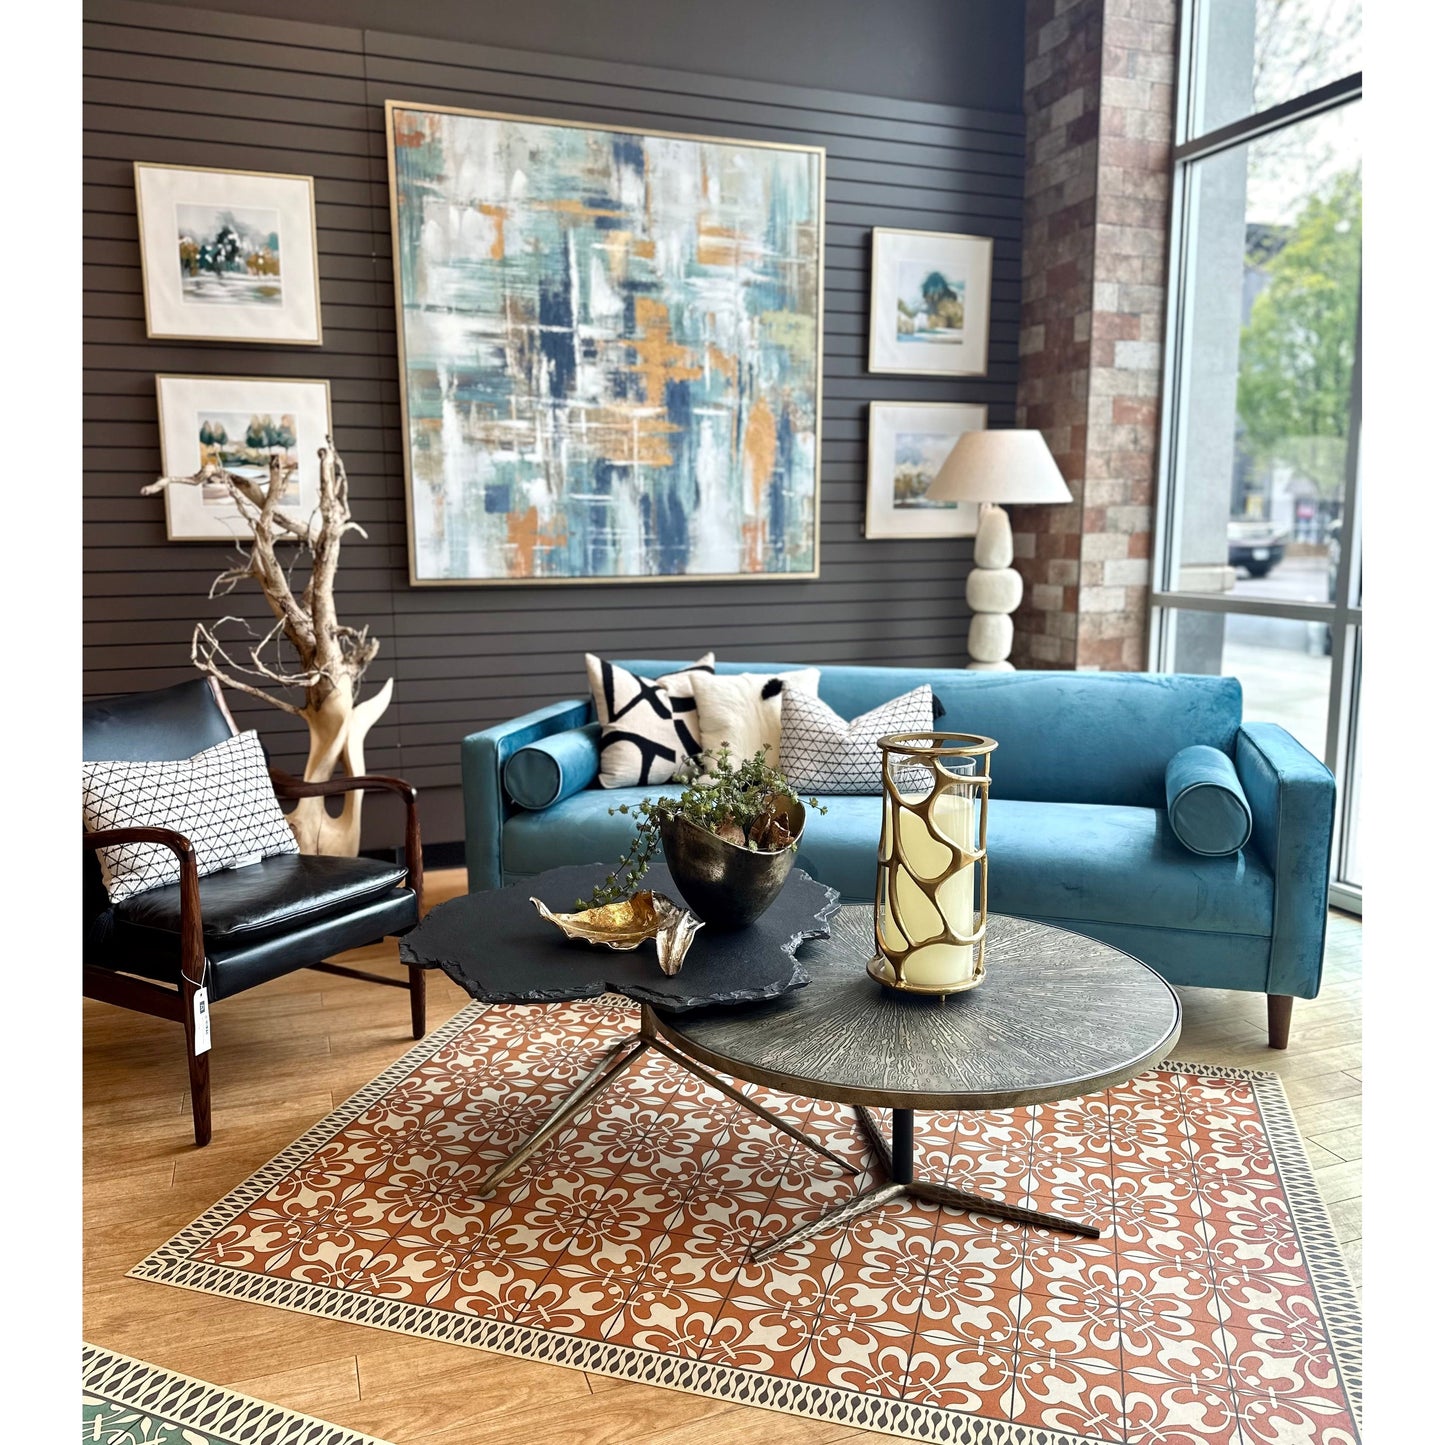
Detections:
691,669,822,770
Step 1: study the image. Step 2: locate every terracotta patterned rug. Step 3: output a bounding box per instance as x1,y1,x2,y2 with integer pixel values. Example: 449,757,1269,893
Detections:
131,997,1362,1445
82,1343,392,1444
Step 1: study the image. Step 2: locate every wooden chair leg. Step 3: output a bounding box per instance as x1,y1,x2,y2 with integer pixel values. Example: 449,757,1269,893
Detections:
408,965,427,1040
1267,994,1293,1051
180,977,212,1146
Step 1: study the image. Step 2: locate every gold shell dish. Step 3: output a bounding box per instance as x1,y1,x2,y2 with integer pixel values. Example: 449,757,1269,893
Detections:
530,891,705,975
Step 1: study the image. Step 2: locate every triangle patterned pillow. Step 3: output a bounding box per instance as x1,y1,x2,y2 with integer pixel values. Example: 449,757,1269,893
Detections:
586,653,716,788
83,729,300,904
779,685,937,794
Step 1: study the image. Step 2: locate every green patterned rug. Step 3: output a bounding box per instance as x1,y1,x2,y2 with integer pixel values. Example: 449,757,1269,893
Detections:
82,1344,392,1445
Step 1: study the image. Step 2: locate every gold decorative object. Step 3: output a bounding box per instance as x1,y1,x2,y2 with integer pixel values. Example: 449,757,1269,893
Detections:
869,732,996,996
530,891,705,975
654,906,706,976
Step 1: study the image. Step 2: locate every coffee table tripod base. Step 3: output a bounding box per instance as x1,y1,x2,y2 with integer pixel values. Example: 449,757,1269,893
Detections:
474,1021,860,1201
748,1105,1102,1262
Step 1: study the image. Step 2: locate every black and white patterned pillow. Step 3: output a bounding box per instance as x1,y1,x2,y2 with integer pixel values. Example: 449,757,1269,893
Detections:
83,729,300,903
779,686,937,794
585,653,716,788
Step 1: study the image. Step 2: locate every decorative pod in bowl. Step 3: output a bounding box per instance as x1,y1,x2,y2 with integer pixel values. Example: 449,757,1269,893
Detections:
659,793,806,931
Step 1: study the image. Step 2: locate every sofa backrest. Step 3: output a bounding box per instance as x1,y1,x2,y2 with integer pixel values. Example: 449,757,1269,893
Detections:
613,661,1242,807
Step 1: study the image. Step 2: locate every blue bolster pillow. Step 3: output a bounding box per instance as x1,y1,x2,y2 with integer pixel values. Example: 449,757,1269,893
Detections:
1165,744,1253,856
504,724,602,810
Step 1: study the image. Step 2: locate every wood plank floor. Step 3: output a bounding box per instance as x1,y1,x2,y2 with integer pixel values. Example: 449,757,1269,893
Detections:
83,869,1363,1443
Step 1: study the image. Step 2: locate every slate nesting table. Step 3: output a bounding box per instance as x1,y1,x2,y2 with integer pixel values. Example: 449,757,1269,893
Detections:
403,865,1182,1259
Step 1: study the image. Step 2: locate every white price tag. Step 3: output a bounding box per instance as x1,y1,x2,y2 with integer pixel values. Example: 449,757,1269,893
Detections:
192,986,212,1056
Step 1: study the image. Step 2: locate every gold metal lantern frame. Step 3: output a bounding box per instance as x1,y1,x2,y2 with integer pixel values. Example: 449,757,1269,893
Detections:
869,731,997,996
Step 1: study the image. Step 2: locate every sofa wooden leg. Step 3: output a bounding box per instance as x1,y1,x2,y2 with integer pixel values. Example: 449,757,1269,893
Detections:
1267,994,1293,1051
181,977,212,1147
408,964,427,1040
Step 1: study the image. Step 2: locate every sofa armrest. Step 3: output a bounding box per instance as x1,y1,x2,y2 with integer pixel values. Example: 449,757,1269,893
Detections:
1234,721,1336,1000
461,699,593,892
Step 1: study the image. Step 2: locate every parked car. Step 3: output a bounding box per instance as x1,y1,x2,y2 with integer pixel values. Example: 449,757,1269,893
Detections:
1227,517,1290,578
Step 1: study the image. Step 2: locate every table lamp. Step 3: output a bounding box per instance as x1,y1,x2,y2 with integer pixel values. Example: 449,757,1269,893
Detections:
926,429,1072,670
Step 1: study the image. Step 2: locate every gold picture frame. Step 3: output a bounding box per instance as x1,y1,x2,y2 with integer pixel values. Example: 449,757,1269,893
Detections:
385,99,825,586
153,374,332,541
864,401,988,539
134,162,323,346
867,226,993,377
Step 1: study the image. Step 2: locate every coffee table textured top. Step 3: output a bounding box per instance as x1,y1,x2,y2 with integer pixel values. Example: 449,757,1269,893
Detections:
653,907,1182,1110
400,863,839,1012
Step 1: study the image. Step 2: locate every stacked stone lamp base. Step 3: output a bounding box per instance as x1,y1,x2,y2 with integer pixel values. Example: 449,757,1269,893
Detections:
964,503,1025,671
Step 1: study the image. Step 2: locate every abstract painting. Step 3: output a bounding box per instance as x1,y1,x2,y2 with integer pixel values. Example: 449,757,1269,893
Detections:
865,402,987,538
155,375,330,540
385,101,824,585
868,228,993,376
134,163,322,345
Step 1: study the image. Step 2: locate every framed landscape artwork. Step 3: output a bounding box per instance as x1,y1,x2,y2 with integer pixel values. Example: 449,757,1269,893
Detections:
134,163,323,345
868,227,993,376
385,100,825,585
154,375,331,540
865,401,988,539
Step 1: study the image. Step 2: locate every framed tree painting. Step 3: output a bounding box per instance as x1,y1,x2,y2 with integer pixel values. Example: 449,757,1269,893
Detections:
868,227,993,376
154,375,331,540
865,401,988,539
385,100,825,586
134,163,323,345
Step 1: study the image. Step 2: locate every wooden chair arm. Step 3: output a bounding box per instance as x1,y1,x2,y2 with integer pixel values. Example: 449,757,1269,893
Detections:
267,771,424,908
85,826,206,989
268,770,418,804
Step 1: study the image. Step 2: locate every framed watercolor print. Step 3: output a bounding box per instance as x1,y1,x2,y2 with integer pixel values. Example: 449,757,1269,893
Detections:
868,227,993,376
865,402,988,539
385,99,824,586
154,375,332,541
134,163,323,345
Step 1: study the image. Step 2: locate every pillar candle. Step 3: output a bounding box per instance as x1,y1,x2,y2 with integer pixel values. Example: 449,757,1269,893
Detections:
879,787,978,988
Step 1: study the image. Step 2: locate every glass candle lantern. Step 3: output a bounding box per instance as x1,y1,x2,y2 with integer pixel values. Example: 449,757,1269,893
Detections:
869,732,997,995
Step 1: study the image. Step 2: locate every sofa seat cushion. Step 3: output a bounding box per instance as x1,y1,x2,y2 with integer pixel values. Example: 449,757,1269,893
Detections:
505,793,1274,940
985,800,1274,939
113,853,410,946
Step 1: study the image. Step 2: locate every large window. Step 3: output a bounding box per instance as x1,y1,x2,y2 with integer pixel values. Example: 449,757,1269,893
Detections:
1154,0,1362,910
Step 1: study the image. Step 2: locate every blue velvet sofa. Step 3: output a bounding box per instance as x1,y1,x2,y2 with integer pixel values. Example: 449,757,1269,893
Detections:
462,662,1335,1047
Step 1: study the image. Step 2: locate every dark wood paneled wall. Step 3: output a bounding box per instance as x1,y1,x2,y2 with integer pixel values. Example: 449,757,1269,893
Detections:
83,0,1026,848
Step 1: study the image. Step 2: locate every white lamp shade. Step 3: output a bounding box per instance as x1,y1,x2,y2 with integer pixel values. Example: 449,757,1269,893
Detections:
926,429,1073,506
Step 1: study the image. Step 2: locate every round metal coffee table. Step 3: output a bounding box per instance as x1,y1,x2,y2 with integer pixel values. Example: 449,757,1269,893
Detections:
652,906,1182,1260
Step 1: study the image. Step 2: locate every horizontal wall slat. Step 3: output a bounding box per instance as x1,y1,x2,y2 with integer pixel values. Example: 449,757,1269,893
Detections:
84,0,1022,850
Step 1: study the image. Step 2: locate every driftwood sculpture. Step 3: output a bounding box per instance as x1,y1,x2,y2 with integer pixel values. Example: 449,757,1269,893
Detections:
143,438,392,857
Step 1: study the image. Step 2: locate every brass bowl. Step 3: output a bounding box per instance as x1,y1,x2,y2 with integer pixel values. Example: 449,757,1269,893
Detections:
658,799,805,931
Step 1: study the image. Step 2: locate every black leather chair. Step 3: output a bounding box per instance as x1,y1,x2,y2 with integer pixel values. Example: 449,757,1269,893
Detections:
84,677,426,1146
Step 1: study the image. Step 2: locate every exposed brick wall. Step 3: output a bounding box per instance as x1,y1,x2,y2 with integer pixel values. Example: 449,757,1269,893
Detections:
1013,0,1176,670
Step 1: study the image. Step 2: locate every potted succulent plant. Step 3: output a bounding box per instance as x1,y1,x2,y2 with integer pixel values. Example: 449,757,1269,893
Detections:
584,746,827,929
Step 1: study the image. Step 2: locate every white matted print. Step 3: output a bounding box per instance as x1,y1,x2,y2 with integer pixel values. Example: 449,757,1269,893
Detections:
865,402,987,539
868,228,993,376
155,375,331,541
135,163,322,345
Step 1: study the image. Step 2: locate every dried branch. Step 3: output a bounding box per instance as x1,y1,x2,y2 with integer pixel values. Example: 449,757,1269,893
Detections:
147,437,376,720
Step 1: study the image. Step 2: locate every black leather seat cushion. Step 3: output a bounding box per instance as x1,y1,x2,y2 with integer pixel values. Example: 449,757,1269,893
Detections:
115,853,409,944
88,854,419,1000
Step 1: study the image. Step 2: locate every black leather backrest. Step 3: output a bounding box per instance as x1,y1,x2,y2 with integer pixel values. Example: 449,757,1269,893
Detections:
83,678,238,943
83,677,236,762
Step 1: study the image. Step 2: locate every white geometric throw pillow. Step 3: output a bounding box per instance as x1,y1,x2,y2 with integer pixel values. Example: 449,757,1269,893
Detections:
586,653,716,788
779,685,936,794
83,729,300,904
691,668,822,770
